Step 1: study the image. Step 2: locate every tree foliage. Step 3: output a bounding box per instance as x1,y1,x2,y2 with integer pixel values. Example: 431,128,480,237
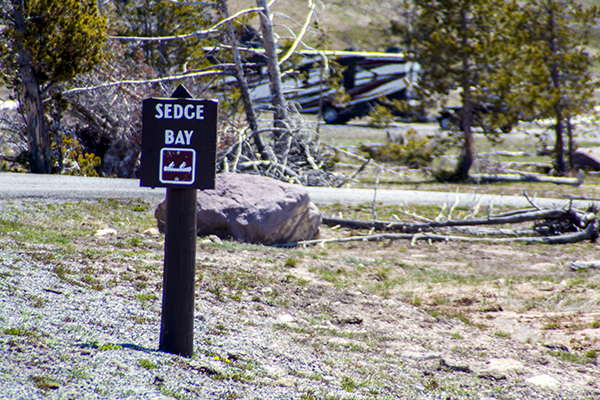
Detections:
1,0,106,173
517,0,599,175
410,0,599,179
10,0,106,88
412,0,522,180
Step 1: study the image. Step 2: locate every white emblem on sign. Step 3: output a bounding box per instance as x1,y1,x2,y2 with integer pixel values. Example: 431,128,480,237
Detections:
159,148,196,184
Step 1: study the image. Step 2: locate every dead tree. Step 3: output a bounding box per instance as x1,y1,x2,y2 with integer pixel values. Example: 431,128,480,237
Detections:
279,201,599,247
256,0,289,142
219,0,269,160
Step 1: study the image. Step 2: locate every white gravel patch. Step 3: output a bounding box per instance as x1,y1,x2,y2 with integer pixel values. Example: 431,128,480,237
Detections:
0,248,434,399
1,239,598,399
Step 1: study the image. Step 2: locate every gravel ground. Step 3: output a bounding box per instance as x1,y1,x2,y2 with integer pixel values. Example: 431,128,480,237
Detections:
1,243,599,400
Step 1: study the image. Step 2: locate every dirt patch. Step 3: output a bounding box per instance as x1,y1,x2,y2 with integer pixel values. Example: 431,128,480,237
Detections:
311,237,600,347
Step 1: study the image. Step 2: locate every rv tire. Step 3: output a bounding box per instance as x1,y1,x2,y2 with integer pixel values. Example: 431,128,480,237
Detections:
439,117,454,130
323,106,342,124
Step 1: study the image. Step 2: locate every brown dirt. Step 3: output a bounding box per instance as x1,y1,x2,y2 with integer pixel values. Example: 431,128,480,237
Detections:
192,230,600,398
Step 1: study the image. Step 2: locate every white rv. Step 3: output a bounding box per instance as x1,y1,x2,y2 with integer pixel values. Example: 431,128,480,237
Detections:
219,48,421,124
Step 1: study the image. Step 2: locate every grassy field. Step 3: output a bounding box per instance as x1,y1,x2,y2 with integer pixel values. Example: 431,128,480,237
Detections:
2,154,600,397
314,114,600,200
1,178,600,356
4,196,600,398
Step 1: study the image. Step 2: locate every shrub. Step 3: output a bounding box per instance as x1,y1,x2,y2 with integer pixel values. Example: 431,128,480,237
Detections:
359,128,448,168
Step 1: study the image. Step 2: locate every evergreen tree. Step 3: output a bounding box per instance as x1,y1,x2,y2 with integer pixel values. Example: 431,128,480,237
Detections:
412,0,522,180
1,0,106,173
109,0,217,76
518,0,598,175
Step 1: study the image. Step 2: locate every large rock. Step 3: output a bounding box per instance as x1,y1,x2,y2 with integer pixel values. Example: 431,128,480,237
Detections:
573,148,600,171
155,173,321,245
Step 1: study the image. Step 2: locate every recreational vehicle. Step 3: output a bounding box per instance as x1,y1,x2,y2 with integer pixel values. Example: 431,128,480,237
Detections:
208,47,421,124
248,49,420,124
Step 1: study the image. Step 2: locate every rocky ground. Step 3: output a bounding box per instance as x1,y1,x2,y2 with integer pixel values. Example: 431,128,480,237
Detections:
1,198,600,399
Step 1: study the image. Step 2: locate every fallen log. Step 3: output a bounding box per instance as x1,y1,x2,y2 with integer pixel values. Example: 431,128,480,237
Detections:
570,261,600,271
277,220,598,247
478,151,533,157
322,209,576,234
470,173,582,186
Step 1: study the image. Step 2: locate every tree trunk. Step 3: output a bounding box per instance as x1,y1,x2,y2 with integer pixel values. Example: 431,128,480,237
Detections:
220,0,269,160
567,116,574,171
455,101,474,180
548,5,567,176
256,0,289,142
553,115,566,174
11,0,51,174
454,5,474,180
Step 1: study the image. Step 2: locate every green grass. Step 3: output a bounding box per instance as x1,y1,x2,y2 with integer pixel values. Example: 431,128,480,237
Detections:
4,326,33,336
138,359,159,370
29,375,60,391
547,350,598,365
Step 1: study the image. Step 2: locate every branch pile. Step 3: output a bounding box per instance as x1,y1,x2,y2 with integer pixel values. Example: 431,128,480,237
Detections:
278,201,599,247
216,116,344,187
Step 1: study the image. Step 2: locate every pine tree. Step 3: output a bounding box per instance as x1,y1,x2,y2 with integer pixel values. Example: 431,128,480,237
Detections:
517,0,598,175
1,0,106,173
412,0,522,180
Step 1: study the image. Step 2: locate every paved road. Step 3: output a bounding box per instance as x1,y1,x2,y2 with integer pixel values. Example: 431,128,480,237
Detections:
1,172,596,210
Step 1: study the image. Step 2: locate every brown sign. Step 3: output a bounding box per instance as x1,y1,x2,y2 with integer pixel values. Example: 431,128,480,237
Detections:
140,95,218,189
160,148,196,184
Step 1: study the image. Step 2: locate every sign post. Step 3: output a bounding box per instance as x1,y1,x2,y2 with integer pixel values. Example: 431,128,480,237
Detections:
141,85,218,357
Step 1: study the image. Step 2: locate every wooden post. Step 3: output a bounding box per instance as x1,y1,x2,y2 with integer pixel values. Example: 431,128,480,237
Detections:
159,187,197,357
159,85,197,357
141,84,217,358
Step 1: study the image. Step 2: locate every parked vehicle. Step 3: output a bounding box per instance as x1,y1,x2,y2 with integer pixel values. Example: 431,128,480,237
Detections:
436,104,516,133
242,49,421,124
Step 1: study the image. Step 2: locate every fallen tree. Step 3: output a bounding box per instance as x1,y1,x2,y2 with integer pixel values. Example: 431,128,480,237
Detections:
321,208,583,234
278,201,599,247
570,260,600,270
470,172,583,186
277,220,598,247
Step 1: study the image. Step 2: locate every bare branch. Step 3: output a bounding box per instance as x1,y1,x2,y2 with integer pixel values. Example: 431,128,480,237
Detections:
62,69,225,95
322,143,398,175
109,8,263,42
523,190,542,210
161,0,220,6
336,158,371,188
277,220,598,248
448,189,460,221
278,0,317,65
321,209,583,234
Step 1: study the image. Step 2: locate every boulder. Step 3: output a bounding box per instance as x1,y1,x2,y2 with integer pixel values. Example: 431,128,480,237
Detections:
155,173,321,245
573,147,600,171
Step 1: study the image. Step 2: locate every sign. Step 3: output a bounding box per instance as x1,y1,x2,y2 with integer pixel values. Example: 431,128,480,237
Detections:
140,95,218,189
160,148,196,184
140,86,218,357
